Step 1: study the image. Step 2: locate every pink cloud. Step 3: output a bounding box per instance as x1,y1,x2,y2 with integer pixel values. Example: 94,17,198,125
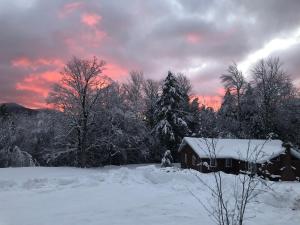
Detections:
12,57,130,108
59,2,84,18
81,13,102,27
191,94,222,110
186,33,202,44
11,57,64,70
16,71,62,98
81,29,107,47
104,63,129,81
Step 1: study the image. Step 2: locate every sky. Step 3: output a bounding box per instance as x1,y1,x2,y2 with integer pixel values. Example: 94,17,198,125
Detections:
0,0,300,109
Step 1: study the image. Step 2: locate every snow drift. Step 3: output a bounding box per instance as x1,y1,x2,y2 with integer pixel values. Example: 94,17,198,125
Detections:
0,165,299,225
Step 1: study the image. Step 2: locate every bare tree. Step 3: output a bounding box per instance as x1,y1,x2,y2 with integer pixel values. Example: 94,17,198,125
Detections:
190,139,269,225
122,71,145,116
252,57,295,135
176,73,192,97
47,56,106,167
143,79,160,129
221,63,247,123
176,73,192,112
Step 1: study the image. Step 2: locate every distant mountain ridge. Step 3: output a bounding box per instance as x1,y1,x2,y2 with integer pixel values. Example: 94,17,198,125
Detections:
0,102,38,115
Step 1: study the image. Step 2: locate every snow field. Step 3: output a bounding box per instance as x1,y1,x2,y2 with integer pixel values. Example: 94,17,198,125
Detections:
0,165,299,225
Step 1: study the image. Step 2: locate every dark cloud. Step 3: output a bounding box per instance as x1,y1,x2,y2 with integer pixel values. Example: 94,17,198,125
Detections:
0,0,299,108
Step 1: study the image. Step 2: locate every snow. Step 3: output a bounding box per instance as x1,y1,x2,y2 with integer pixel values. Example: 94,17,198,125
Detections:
179,137,285,162
0,165,300,225
291,148,300,159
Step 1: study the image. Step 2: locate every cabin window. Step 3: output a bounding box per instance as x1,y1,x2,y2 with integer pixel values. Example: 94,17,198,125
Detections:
184,153,188,164
210,158,217,167
192,155,197,166
225,158,232,167
248,162,257,173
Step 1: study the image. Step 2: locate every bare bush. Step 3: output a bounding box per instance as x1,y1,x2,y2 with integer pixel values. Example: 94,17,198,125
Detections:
189,139,270,225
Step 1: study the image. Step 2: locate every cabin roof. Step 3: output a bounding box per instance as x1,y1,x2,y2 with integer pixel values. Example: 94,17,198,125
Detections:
291,148,300,159
178,137,286,163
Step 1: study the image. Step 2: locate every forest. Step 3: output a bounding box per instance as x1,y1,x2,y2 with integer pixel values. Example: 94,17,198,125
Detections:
0,56,299,168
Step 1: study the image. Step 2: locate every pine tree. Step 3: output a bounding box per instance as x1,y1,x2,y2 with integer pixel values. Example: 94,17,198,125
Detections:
240,84,263,138
177,73,195,136
143,79,160,129
219,89,236,118
218,89,239,137
198,105,218,138
189,98,200,135
176,73,191,113
153,71,189,160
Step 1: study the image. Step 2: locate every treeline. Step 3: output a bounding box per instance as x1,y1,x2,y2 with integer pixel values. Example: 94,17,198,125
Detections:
0,57,299,167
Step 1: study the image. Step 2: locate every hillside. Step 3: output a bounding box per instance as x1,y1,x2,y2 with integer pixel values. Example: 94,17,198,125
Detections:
0,102,37,116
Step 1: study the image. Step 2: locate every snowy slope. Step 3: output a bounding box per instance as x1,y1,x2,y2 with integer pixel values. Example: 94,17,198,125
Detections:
0,165,299,225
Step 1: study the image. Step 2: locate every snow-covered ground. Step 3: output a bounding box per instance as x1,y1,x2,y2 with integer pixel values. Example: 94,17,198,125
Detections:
0,165,299,225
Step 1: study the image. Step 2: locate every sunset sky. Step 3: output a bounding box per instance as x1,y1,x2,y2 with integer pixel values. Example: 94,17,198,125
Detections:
0,0,300,109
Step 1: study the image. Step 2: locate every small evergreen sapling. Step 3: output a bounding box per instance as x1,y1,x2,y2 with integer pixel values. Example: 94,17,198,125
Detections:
161,150,173,167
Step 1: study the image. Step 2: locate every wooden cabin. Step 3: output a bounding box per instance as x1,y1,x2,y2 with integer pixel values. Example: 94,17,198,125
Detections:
178,137,300,181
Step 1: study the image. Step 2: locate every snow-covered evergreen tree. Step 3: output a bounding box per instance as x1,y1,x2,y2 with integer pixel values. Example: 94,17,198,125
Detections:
219,89,236,116
143,79,160,129
188,98,200,135
177,74,199,134
176,73,191,113
198,105,218,138
240,84,263,138
153,71,190,160
161,150,173,167
218,89,239,138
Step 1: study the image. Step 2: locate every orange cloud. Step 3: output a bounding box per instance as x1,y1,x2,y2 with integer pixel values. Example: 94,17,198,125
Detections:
11,57,31,67
13,59,130,109
81,13,102,27
14,96,49,109
40,71,61,82
12,57,63,99
191,95,222,110
16,71,62,98
216,87,226,96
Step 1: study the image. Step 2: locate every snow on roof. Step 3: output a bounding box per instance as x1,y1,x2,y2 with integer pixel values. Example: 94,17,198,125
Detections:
179,137,285,163
291,148,300,160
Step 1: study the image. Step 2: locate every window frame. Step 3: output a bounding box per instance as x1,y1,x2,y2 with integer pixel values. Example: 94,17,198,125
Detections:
248,162,257,173
184,153,188,164
225,158,232,168
210,158,217,167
